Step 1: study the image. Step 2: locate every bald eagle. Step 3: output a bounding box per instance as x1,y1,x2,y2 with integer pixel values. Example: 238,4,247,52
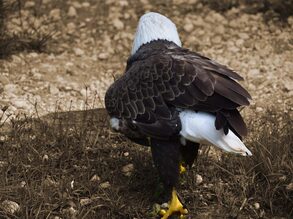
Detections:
105,12,252,219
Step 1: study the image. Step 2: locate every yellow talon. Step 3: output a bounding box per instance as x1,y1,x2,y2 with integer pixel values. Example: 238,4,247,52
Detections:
159,209,166,216
179,214,187,219
160,190,188,219
179,164,186,174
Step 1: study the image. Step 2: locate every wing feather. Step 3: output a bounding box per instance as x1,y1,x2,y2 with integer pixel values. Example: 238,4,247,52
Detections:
105,41,251,139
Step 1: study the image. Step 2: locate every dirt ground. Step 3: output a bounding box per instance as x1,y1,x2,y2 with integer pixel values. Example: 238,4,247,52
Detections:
0,0,292,218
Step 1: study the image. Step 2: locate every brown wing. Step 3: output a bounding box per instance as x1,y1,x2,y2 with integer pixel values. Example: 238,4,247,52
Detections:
105,45,251,139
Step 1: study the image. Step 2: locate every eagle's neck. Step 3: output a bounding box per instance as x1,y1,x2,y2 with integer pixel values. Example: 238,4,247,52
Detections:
131,12,181,55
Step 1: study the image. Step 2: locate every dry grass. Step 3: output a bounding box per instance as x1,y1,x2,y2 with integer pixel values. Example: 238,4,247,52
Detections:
0,0,52,59
0,107,292,218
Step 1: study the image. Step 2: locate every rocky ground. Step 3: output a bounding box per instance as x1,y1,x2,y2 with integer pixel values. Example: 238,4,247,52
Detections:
0,0,292,218
0,0,292,121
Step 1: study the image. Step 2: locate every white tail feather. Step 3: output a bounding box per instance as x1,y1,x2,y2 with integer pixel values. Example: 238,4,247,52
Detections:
179,110,252,156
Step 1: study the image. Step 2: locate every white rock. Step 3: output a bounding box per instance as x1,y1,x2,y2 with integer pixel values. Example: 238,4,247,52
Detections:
73,48,85,56
287,16,293,27
113,18,124,30
100,181,111,189
238,32,249,40
80,198,92,206
98,53,109,60
235,39,244,47
211,36,222,44
80,88,87,97
49,9,61,21
82,2,90,7
286,182,293,191
90,174,101,182
13,99,27,109
0,161,8,168
161,202,169,209
254,202,260,210
24,1,35,8
183,23,194,33
122,163,134,173
123,152,129,157
20,181,26,188
50,85,59,95
0,75,10,85
68,6,77,17
42,154,49,162
67,22,76,34
249,68,260,76
256,107,263,112
1,200,20,214
195,174,203,185
62,206,77,217
215,25,225,34
4,84,17,94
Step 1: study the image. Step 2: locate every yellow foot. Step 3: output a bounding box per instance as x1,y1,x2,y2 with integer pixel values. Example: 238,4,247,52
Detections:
179,164,186,174
160,190,188,219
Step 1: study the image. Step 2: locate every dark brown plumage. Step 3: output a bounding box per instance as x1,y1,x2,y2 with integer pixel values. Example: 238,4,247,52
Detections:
105,40,251,140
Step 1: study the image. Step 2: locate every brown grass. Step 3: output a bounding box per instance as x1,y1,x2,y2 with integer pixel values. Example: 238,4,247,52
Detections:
0,107,292,218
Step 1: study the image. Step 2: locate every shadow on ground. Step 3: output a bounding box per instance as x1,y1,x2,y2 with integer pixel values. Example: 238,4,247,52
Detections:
0,107,292,218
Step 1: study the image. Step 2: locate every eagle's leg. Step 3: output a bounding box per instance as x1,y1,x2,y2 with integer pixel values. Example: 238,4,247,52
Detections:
150,138,188,219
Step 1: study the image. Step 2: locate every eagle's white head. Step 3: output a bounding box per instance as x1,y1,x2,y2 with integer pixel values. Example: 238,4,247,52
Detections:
131,12,182,55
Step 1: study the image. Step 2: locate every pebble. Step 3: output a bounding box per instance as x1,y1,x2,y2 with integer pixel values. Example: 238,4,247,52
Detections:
62,206,77,217
211,36,222,44
24,1,35,8
49,9,61,21
100,181,111,189
1,200,20,214
256,107,263,112
98,53,109,60
80,198,92,206
286,183,293,191
161,202,169,209
249,69,260,76
67,22,76,34
90,174,101,182
0,161,8,168
50,85,59,95
68,6,77,17
254,202,260,210
42,154,49,162
123,152,129,157
183,23,194,33
122,163,134,175
20,181,26,188
13,99,27,109
195,174,203,185
73,48,85,56
4,84,17,94
215,25,225,34
0,75,10,85
238,32,250,40
113,18,124,30
82,2,90,7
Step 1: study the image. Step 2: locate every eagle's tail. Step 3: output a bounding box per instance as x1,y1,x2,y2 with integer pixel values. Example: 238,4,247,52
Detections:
179,110,252,156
